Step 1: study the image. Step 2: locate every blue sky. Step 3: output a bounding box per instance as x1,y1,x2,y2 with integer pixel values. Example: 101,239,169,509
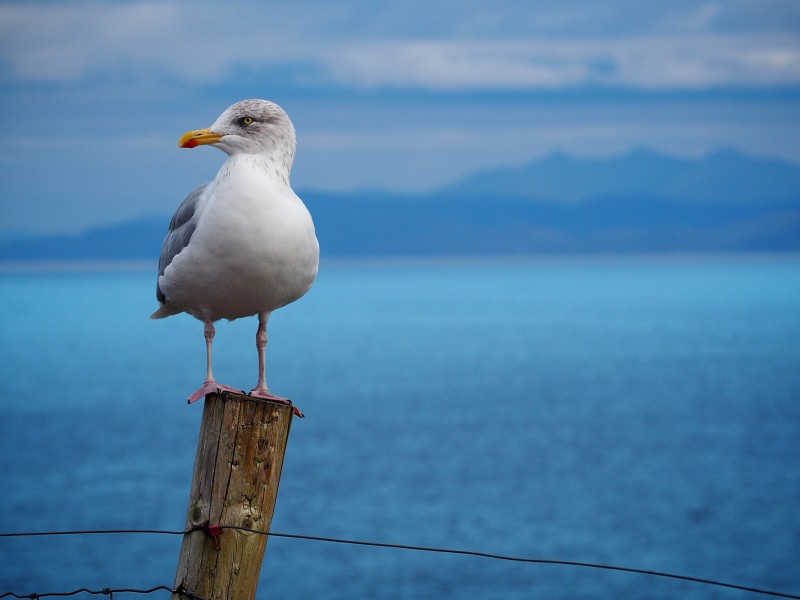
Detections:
1,0,799,233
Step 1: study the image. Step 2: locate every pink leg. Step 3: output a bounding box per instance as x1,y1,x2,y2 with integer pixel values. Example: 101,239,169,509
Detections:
203,316,216,383
187,314,243,403
250,312,280,399
249,313,303,417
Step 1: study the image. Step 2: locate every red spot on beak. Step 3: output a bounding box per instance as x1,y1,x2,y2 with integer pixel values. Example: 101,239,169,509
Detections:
182,139,199,149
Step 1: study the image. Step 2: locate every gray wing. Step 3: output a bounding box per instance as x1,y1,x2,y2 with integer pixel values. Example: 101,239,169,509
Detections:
156,183,208,303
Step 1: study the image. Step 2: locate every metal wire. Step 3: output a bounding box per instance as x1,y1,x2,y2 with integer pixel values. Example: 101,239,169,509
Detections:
2,526,798,599
0,586,207,600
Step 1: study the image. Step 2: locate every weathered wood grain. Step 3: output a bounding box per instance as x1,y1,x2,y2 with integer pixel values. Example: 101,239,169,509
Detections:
173,392,294,600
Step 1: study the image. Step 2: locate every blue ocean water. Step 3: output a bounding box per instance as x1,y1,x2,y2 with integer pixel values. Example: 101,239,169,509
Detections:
0,256,799,599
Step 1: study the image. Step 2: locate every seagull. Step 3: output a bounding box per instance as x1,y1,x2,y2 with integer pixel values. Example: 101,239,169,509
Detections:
152,99,319,414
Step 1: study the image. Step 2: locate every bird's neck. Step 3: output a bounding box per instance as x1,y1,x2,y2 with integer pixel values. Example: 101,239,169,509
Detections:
222,151,293,188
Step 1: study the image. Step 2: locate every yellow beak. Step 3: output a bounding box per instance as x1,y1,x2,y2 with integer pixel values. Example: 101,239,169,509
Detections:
178,128,224,148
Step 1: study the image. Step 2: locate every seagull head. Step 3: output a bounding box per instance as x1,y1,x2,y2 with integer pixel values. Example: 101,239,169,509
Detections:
178,99,296,161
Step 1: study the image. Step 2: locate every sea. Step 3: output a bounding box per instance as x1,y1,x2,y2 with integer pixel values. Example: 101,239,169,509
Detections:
0,255,798,599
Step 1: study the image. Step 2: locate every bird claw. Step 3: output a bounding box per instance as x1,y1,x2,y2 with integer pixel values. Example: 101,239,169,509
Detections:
187,381,244,404
185,383,304,417
249,389,305,418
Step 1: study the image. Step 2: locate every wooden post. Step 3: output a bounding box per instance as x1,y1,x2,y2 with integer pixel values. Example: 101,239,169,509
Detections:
173,391,294,600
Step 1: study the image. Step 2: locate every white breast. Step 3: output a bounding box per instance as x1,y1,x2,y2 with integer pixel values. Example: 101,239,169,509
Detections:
159,155,319,321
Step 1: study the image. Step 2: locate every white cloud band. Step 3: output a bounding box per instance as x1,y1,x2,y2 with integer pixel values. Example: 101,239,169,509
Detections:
1,2,798,90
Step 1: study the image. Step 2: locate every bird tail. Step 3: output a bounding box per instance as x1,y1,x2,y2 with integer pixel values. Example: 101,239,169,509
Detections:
151,304,183,319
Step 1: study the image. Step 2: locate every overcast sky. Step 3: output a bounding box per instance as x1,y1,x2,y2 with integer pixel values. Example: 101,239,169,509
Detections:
1,0,799,234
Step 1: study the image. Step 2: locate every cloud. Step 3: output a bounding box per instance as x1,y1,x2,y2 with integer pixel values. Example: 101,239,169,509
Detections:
324,35,800,90
1,1,798,90
0,1,292,82
0,2,183,81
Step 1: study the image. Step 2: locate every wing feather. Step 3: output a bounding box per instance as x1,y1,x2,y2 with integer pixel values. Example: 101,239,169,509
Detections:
156,183,207,303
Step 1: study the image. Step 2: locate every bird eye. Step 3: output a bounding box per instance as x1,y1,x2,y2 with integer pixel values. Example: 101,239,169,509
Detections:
241,116,254,126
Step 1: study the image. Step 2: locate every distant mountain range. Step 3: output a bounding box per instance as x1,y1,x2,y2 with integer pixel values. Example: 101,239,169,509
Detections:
445,148,800,205
2,149,798,261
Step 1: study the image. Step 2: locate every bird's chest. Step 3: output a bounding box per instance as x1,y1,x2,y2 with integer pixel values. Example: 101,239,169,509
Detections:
178,176,316,317
201,171,302,258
